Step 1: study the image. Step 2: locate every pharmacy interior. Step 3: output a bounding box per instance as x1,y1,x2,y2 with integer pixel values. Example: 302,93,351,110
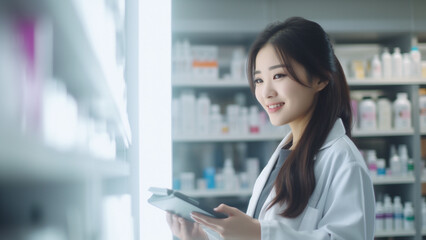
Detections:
171,1,426,239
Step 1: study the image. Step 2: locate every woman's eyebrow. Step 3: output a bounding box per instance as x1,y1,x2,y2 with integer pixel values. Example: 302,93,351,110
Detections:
254,64,287,75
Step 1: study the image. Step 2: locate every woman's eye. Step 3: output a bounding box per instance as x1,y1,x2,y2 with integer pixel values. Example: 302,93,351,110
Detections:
273,73,287,79
254,78,263,84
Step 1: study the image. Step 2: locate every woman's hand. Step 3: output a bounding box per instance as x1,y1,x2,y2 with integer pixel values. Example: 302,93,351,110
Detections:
191,204,261,240
166,212,208,240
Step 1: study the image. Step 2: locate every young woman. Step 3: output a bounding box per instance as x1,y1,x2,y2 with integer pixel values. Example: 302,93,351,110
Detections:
167,17,375,240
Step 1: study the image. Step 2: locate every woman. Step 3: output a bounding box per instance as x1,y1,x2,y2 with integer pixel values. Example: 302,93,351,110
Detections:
167,17,375,240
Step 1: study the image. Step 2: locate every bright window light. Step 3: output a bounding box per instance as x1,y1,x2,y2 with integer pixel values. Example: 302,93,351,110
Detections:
139,1,172,239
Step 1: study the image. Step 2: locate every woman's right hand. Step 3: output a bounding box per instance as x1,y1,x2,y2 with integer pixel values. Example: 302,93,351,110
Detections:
166,212,208,240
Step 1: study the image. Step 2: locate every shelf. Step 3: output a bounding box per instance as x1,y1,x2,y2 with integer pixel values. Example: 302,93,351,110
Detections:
41,0,131,146
173,132,284,142
181,189,252,198
173,78,248,88
347,78,426,86
372,175,415,185
352,128,414,137
375,230,415,237
0,128,129,182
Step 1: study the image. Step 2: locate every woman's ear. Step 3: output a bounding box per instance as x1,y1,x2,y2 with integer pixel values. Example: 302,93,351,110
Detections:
313,78,328,92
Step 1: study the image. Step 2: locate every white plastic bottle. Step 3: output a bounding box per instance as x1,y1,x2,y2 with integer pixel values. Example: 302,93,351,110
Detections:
223,158,237,190
384,195,394,231
249,106,260,134
392,47,403,78
404,202,414,230
210,104,222,134
411,46,422,77
419,89,426,130
372,54,382,78
227,104,240,134
393,93,411,130
390,146,402,176
182,39,193,79
239,107,249,134
376,201,385,232
367,150,378,177
377,159,386,177
231,48,246,81
196,93,211,135
403,53,412,77
422,198,426,230
382,48,392,78
359,96,377,130
399,144,409,176
180,91,196,135
394,196,404,230
377,96,392,130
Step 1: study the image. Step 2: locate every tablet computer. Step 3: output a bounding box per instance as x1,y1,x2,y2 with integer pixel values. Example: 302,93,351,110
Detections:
148,187,228,222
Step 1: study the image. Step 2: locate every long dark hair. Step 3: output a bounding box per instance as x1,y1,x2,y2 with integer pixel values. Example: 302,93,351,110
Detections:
247,17,352,218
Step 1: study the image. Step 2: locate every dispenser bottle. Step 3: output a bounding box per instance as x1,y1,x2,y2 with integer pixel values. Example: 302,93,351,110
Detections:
393,93,411,130
382,48,392,78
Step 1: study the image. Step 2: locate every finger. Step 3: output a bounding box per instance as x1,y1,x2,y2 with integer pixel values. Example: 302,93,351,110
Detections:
191,214,223,233
214,203,238,216
172,215,181,235
178,217,191,237
166,212,172,227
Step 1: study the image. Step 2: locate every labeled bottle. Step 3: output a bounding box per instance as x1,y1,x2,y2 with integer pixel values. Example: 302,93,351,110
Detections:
404,202,414,230
359,96,377,130
411,46,422,77
392,47,403,78
372,54,382,78
398,144,409,175
393,93,411,130
403,53,412,77
210,104,222,134
239,107,249,134
223,158,237,190
382,48,392,78
390,145,402,176
419,89,426,130
394,196,404,230
384,195,394,231
377,159,386,177
376,201,385,232
196,93,211,135
180,91,196,135
231,48,246,81
367,150,378,176
249,106,260,134
377,96,392,130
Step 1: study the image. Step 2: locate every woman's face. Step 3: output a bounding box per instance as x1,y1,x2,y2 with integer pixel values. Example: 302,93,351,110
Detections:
254,44,324,127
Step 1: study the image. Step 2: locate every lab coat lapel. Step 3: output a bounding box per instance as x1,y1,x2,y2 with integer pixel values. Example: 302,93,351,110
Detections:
246,132,292,217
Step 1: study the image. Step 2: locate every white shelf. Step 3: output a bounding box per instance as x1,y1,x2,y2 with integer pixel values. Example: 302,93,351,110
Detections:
0,128,129,182
372,175,415,185
42,0,131,146
181,189,252,198
173,79,248,88
352,128,414,137
173,132,284,142
348,78,426,86
375,229,415,237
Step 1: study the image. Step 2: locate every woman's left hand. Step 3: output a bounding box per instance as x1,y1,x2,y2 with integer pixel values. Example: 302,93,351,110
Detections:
191,204,261,240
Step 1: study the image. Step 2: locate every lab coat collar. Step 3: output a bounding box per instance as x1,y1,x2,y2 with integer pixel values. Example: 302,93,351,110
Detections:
279,118,346,153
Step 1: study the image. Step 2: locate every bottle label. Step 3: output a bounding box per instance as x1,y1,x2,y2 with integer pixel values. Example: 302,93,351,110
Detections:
394,213,404,219
399,110,410,119
406,216,414,221
376,213,385,219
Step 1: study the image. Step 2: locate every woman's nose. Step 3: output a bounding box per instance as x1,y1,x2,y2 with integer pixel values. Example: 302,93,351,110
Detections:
262,81,277,98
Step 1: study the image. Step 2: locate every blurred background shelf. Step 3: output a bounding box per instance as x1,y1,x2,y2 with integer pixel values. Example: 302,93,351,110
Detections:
375,230,416,237
181,189,252,198
0,128,129,182
173,132,286,142
352,128,415,137
372,175,415,185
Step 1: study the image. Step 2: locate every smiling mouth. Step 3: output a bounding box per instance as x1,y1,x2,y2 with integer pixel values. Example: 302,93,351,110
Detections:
268,103,285,109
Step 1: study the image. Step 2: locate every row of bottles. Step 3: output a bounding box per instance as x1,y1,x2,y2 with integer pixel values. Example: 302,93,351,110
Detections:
352,92,411,131
376,195,414,232
172,91,282,136
362,145,413,177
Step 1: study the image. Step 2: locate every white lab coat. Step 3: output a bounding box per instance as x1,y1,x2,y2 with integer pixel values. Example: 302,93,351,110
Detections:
206,118,375,240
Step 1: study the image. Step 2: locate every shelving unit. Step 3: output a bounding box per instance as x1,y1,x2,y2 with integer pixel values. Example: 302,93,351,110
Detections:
0,0,138,239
